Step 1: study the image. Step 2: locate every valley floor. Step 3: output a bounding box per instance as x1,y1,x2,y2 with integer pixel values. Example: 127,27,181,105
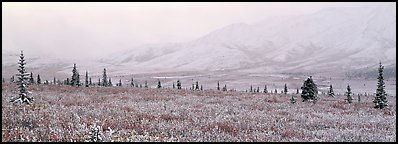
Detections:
2,84,396,142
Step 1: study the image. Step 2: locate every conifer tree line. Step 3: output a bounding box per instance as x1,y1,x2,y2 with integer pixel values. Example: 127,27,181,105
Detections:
7,51,389,109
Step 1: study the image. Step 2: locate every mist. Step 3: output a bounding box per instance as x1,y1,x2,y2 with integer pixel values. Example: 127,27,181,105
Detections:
2,2,375,62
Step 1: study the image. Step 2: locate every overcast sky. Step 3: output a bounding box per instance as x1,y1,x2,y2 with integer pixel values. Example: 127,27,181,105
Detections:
2,2,376,61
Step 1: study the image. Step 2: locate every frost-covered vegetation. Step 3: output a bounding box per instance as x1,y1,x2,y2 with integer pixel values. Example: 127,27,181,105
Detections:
2,83,396,142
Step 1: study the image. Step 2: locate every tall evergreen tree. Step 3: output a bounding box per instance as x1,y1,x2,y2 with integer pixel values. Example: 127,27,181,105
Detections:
374,62,388,109
200,85,203,91
345,84,353,103
275,89,277,94
66,78,70,85
98,78,101,86
358,94,361,102
53,77,56,85
284,83,288,94
102,68,108,87
328,84,335,97
173,83,175,89
192,83,194,90
11,75,15,83
89,77,92,86
301,76,318,103
257,87,260,93
29,72,34,85
217,81,220,91
85,71,89,87
11,51,33,104
145,81,148,88
108,78,112,86
195,81,199,90
37,74,41,84
157,79,162,88
250,85,253,92
131,77,134,87
71,64,80,86
263,85,268,93
118,79,122,87
177,80,181,89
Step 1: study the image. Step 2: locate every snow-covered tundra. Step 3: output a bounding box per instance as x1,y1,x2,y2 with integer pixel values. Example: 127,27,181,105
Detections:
2,83,395,142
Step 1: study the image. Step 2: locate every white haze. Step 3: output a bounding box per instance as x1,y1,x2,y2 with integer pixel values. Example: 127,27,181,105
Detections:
2,2,377,62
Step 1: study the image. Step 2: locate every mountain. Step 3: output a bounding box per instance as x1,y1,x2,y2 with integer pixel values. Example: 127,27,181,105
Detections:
98,3,396,76
2,50,73,80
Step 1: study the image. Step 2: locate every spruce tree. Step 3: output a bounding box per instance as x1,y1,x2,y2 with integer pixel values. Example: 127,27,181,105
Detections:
284,83,288,94
71,64,80,86
118,79,122,87
300,76,318,103
11,75,15,83
11,51,33,104
217,81,220,91
85,71,89,87
173,83,175,89
200,85,203,91
374,62,388,109
102,68,108,87
98,78,101,86
195,81,199,90
223,84,227,91
192,83,194,90
296,88,299,94
177,80,181,89
257,87,260,93
29,72,34,85
53,77,56,85
66,78,70,85
37,74,41,84
345,84,353,103
328,84,335,97
157,79,162,88
145,81,148,88
108,78,112,86
358,94,361,102
89,77,92,86
264,85,268,93
250,85,253,92
275,89,277,94
131,77,134,87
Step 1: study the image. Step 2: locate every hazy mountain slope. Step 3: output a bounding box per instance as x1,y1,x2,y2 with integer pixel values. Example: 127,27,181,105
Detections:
98,4,395,75
3,4,395,78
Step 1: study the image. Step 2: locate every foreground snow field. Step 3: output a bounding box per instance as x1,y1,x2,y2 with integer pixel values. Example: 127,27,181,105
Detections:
2,84,396,142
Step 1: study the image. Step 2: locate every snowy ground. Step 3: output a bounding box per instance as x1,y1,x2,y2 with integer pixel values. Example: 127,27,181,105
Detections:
2,83,396,142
